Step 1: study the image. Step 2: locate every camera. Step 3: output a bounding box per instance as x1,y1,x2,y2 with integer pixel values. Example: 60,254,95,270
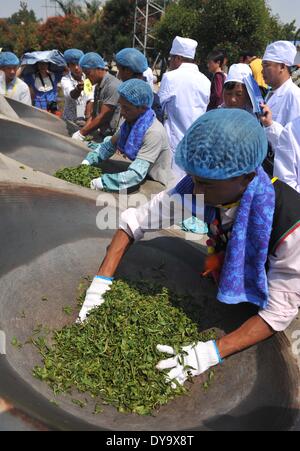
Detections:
47,101,58,113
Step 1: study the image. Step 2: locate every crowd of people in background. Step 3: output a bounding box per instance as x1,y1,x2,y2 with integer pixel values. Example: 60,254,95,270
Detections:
0,37,300,194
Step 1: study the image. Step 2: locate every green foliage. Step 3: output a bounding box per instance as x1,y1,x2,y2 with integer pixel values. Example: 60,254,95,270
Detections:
32,279,217,415
0,20,15,52
155,0,297,64
54,165,102,188
54,0,104,19
154,3,201,59
37,15,88,51
1,1,40,55
89,0,135,60
54,0,83,16
7,1,38,25
1,0,296,61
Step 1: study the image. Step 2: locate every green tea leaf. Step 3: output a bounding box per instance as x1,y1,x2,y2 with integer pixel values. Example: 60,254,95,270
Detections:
54,166,102,188
32,279,217,416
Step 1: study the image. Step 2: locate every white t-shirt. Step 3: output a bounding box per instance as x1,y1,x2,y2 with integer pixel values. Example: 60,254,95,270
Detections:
0,72,31,105
61,72,90,122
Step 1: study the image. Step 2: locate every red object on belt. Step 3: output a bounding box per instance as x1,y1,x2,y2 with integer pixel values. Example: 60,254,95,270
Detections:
202,252,225,283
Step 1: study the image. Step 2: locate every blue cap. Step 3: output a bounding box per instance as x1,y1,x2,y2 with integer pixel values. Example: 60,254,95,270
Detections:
175,109,268,179
118,79,154,108
0,52,19,67
64,49,84,64
115,48,148,74
79,52,105,69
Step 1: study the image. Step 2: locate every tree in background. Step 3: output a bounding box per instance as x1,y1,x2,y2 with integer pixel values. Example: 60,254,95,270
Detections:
0,19,15,52
54,0,104,20
7,1,38,25
1,0,297,62
155,0,297,67
89,0,135,60
54,0,83,16
37,15,92,52
50,0,132,58
7,1,40,55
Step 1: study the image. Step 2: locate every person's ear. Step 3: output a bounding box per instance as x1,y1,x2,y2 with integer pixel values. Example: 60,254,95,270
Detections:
126,68,134,78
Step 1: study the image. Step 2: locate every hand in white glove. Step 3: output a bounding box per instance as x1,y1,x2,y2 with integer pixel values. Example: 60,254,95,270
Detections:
72,130,86,142
156,340,222,388
81,159,90,166
90,177,103,190
77,275,113,322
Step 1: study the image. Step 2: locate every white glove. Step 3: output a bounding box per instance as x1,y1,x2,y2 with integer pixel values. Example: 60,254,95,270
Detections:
72,130,86,142
81,159,90,165
90,177,103,190
77,276,113,322
156,340,221,388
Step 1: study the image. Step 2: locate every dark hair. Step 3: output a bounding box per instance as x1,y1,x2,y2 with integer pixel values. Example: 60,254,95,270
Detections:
116,63,143,77
239,50,256,62
223,81,241,91
207,50,225,66
181,56,195,63
217,48,228,58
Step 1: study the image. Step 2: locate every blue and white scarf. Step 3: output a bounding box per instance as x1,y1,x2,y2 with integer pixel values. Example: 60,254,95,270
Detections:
117,108,155,161
173,168,276,309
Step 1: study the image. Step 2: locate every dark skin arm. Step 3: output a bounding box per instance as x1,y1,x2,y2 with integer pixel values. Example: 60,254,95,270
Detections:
97,229,133,277
85,100,93,122
80,104,115,136
29,86,35,103
217,314,275,359
96,229,275,359
70,81,84,100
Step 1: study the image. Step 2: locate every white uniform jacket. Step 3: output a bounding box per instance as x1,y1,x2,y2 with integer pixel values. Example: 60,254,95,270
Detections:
266,117,300,193
266,78,300,126
159,63,211,153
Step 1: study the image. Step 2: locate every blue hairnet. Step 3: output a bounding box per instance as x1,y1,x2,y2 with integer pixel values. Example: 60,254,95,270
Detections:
64,49,84,64
115,48,148,74
0,52,19,67
118,79,154,108
79,52,105,69
175,109,268,179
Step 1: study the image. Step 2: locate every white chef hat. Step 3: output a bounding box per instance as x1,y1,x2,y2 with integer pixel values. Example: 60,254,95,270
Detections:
225,63,253,84
170,36,198,59
263,41,297,66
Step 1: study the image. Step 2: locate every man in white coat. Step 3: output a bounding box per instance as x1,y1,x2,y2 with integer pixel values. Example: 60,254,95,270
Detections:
159,36,211,179
261,104,300,193
262,41,300,126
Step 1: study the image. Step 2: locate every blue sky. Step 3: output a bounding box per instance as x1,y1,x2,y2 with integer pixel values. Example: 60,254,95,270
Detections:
0,0,299,27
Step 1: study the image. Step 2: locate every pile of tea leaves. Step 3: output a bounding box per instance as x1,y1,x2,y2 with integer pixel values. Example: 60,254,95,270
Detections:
33,280,216,415
54,165,102,188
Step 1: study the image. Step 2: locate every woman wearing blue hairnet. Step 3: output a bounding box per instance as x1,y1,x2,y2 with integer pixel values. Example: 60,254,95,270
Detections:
81,78,171,192
78,108,300,389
